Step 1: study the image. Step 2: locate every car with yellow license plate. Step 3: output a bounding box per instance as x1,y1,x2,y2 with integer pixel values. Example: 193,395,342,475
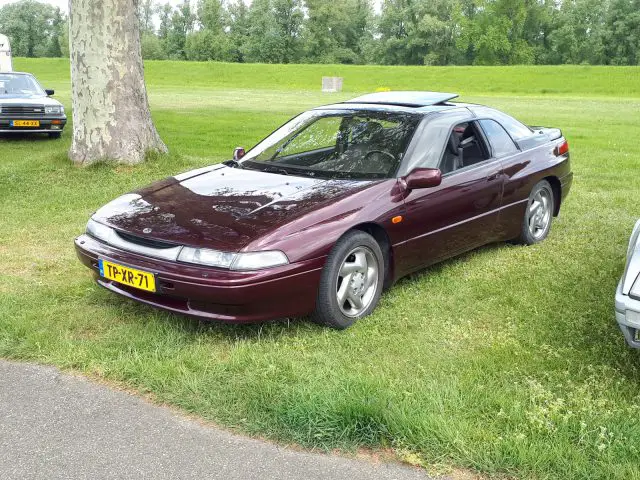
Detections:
0,71,67,138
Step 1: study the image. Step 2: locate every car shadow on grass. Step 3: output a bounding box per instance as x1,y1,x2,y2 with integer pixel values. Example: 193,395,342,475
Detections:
89,242,514,343
0,132,61,142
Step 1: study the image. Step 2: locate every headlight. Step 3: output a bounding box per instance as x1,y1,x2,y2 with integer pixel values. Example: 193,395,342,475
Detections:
623,220,640,296
627,220,640,260
86,218,113,243
178,247,288,270
231,251,289,271
178,247,235,269
45,105,64,114
631,277,640,298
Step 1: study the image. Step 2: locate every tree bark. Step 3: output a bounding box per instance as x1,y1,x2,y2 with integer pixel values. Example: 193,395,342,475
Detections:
68,0,167,165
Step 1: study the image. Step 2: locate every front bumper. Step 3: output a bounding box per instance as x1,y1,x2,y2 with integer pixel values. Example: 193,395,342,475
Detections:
75,234,324,323
615,278,640,348
0,116,67,133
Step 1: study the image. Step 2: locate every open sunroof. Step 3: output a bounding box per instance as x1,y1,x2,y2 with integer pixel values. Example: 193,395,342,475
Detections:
344,91,459,108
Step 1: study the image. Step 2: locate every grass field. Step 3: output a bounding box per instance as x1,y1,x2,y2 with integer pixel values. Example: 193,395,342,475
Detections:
2,58,640,479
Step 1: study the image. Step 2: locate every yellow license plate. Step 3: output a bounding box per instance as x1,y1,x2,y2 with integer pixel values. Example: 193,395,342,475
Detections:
12,120,40,127
99,259,156,292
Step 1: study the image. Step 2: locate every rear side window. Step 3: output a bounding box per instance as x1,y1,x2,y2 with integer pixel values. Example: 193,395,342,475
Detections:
473,107,532,142
490,111,532,141
479,119,518,158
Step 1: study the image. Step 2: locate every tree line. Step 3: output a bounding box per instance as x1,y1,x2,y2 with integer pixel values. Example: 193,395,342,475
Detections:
1,0,640,66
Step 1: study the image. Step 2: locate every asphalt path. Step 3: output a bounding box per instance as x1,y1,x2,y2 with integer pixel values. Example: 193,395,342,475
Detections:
0,360,435,480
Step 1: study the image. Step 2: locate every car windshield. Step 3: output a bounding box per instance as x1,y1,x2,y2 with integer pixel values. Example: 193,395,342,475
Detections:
241,110,421,180
0,73,45,96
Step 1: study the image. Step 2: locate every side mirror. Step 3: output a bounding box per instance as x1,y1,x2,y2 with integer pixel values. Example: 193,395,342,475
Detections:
233,147,245,161
403,168,442,190
45,89,55,96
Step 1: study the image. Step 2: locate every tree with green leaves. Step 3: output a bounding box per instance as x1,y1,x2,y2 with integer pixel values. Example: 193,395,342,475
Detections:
546,0,606,64
602,0,640,65
138,0,158,33
226,0,251,62
242,0,304,64
185,0,233,61
376,0,460,65
4,0,640,66
302,0,373,64
164,0,196,59
158,2,173,41
0,0,63,58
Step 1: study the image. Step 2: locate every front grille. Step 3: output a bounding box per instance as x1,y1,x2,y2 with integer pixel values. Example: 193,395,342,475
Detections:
0,104,45,117
115,230,178,249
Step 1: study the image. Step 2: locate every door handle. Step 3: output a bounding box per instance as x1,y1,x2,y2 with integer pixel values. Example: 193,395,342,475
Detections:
487,172,500,181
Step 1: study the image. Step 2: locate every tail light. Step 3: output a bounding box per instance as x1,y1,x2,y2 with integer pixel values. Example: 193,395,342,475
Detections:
554,140,569,157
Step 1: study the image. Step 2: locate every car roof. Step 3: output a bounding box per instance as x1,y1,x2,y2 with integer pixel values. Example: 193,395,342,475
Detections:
313,91,480,116
345,91,459,107
0,71,31,76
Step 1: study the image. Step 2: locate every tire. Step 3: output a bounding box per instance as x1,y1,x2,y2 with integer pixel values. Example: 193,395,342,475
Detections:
312,230,385,329
515,180,555,245
48,132,62,139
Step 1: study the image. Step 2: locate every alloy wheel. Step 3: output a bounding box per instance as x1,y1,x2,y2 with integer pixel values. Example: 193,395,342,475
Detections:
528,188,552,239
336,246,379,317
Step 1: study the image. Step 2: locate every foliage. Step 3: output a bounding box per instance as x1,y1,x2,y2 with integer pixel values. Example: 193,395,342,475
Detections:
141,32,166,60
241,0,304,64
3,57,640,479
303,0,373,64
0,0,63,58
4,0,640,65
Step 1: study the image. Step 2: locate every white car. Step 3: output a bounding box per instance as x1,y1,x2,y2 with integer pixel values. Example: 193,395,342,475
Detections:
0,71,67,138
616,220,640,348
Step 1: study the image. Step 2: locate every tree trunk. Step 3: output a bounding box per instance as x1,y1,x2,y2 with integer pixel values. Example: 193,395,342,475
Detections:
68,0,167,165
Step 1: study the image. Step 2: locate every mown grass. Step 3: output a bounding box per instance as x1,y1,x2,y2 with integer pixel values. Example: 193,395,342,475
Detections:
1,58,640,479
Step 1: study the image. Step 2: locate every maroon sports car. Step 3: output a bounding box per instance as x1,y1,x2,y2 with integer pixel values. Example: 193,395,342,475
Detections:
75,91,572,329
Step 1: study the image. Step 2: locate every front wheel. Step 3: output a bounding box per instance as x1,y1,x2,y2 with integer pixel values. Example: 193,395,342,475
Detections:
515,180,554,245
312,231,384,329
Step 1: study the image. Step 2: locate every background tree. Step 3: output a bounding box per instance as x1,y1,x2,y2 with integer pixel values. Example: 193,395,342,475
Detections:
2,0,640,66
138,0,157,33
226,0,250,62
0,0,62,57
43,6,65,57
546,0,606,64
69,0,167,164
242,0,303,64
376,0,460,65
185,0,233,61
602,0,640,65
303,0,373,64
164,0,196,59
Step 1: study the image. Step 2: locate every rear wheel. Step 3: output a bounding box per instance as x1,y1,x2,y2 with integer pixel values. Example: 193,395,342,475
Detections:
312,231,384,329
48,132,62,139
515,180,554,245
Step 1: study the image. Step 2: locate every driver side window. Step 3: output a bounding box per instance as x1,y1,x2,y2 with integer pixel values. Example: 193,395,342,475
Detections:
439,122,488,175
278,117,341,157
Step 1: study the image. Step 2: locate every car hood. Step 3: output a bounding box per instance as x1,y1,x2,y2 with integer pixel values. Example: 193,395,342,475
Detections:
93,165,374,252
0,95,62,105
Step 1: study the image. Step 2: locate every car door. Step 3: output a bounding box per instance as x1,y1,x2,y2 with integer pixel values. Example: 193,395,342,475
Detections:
398,119,504,272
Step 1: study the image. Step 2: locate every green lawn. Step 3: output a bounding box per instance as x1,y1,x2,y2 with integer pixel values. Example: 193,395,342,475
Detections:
2,59,640,479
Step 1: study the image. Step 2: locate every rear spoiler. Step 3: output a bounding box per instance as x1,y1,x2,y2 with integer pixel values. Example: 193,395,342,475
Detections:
530,126,563,141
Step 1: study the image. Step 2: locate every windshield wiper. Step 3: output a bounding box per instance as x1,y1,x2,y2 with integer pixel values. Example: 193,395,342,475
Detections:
222,159,244,169
261,166,290,176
